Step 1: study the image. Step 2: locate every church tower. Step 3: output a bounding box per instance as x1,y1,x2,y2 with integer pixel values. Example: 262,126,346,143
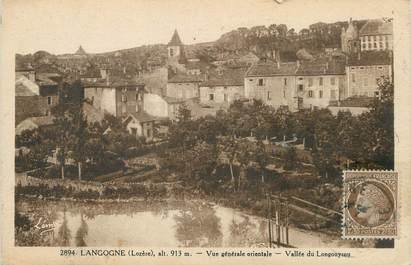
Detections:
167,29,184,61
341,18,359,54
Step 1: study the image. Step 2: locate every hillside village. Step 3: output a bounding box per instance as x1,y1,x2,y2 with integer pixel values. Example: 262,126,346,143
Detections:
15,17,395,248
16,18,393,141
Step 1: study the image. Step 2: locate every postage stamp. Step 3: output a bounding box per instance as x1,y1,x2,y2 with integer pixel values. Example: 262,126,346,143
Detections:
342,171,398,239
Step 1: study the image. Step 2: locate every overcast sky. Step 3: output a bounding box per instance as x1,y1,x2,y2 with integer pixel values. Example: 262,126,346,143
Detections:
5,0,394,55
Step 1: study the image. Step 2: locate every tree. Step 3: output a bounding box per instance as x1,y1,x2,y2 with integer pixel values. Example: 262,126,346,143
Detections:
68,103,89,180
283,146,297,170
255,140,269,183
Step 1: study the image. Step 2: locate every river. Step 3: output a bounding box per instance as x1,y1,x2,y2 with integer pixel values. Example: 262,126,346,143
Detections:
16,199,355,248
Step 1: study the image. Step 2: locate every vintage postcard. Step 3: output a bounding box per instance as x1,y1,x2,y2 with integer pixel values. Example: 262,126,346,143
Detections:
1,0,410,264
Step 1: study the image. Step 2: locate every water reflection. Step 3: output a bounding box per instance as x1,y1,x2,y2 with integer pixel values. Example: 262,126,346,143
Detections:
173,202,222,247
16,199,356,248
75,211,88,247
56,210,71,246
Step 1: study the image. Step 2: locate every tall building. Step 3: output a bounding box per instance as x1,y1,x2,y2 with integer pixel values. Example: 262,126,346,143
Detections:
341,18,360,54
359,19,393,51
167,30,184,62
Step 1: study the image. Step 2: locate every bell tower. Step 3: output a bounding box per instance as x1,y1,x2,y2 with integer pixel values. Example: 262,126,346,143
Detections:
167,29,184,61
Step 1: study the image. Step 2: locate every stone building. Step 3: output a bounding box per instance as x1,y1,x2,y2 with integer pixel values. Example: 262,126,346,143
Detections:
295,60,346,109
199,67,247,105
244,59,299,111
15,67,59,124
346,51,392,97
359,19,393,51
166,74,203,99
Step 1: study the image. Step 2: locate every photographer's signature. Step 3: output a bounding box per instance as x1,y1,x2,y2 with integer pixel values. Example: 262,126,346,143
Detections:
34,217,56,235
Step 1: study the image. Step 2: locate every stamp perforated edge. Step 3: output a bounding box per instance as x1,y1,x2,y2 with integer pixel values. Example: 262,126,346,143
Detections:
341,170,398,240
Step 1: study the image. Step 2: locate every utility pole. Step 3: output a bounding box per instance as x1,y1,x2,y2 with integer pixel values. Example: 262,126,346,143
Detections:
285,200,289,245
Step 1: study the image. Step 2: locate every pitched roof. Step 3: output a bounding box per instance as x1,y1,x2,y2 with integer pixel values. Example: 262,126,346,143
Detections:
35,73,58,86
245,60,298,77
296,59,345,75
15,76,39,96
23,116,55,127
124,111,166,124
347,51,392,66
168,73,203,83
168,30,183,46
359,19,393,36
201,67,247,87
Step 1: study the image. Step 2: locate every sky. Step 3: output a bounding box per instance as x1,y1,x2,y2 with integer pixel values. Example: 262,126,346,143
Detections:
4,0,395,55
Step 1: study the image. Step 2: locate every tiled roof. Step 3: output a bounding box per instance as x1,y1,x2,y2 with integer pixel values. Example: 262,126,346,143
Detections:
201,67,247,87
36,73,58,86
359,19,393,36
25,116,55,127
245,60,298,77
124,111,166,124
82,76,145,88
15,76,39,96
81,68,101,78
347,51,392,66
168,73,203,83
168,30,183,46
296,59,345,75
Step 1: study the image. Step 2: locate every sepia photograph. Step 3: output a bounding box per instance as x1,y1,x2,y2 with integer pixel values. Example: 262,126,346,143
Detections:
9,0,399,250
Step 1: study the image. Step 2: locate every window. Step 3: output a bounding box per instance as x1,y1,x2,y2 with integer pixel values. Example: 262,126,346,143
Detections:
121,93,127,102
330,77,336,85
298,77,303,81
308,90,313,98
284,78,287,85
362,44,366,50
224,94,228,102
351,73,356,83
169,48,174,56
308,78,313,87
360,66,365,70
224,86,227,90
47,96,52,105
258,78,264,86
351,67,356,70
374,42,377,48
330,90,336,99
146,128,151,138
319,77,323,86
209,94,214,101
249,79,254,81
267,91,271,100
378,66,384,70
298,84,304,91
368,43,372,49
319,90,323,98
